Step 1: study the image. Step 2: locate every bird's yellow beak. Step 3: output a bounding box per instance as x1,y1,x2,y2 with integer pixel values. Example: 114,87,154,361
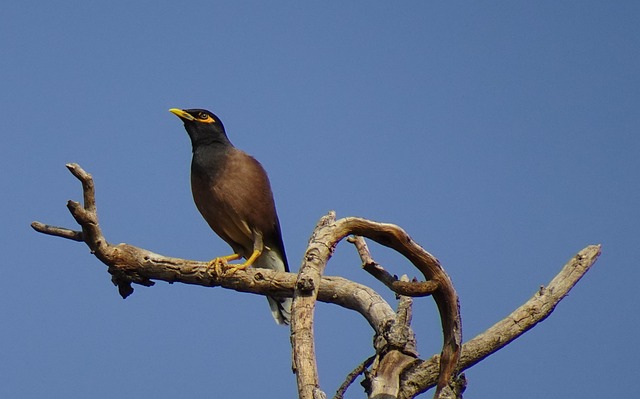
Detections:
169,108,195,121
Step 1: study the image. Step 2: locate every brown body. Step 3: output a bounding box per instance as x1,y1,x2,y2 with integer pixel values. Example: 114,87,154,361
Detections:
190,147,287,267
170,107,291,325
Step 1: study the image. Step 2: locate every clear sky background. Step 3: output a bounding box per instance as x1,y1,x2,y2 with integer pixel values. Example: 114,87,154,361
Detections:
2,2,638,398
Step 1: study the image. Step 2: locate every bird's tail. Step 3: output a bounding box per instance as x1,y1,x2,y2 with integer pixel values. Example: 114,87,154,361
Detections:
268,296,292,325
254,249,292,325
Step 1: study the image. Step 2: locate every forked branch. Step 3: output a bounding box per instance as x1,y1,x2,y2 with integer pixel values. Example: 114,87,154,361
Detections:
396,244,600,399
291,215,462,399
32,163,599,399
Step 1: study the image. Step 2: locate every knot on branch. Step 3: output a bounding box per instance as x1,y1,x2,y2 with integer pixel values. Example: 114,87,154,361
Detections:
108,261,156,299
374,317,417,358
296,276,316,293
110,272,135,299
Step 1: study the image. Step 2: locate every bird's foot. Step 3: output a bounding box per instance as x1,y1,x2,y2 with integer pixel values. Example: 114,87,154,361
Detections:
213,249,262,275
224,262,252,275
224,248,261,274
206,254,241,275
205,249,262,275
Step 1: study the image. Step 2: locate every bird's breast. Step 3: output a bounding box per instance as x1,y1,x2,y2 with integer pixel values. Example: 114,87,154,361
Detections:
190,171,254,256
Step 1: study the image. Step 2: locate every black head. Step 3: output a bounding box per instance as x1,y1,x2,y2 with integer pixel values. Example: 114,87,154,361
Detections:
169,108,232,149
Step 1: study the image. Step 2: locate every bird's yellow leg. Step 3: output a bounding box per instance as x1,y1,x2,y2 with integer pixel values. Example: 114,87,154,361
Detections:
226,249,262,274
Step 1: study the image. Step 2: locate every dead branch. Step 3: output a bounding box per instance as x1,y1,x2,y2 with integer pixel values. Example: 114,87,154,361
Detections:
31,222,395,335
330,219,462,398
362,275,420,398
334,355,376,399
32,163,599,399
396,244,601,398
288,213,462,399
31,164,400,399
348,236,439,297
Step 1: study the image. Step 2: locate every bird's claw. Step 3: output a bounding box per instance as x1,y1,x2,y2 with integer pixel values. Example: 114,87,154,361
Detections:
205,254,250,276
206,257,225,276
224,262,251,275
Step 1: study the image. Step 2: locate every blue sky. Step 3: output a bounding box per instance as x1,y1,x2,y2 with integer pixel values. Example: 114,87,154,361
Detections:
2,2,639,398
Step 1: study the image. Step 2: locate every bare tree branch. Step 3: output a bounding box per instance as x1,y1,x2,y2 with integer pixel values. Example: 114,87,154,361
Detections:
331,219,462,398
30,164,402,399
31,164,398,329
397,244,601,398
363,275,421,398
32,163,599,399
348,236,439,297
30,222,396,330
288,215,462,399
334,355,376,399
31,221,83,241
291,212,336,399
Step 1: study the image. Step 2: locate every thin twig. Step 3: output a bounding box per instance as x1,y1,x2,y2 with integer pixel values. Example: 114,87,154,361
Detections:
348,235,439,297
31,222,83,241
333,355,376,399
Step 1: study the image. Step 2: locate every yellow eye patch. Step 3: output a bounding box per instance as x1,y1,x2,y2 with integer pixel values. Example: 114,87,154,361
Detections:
198,114,216,124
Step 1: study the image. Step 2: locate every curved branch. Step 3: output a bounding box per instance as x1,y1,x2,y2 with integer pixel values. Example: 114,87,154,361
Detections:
397,244,601,398
33,163,460,399
32,163,599,399
348,236,439,297
333,218,461,398
289,215,461,399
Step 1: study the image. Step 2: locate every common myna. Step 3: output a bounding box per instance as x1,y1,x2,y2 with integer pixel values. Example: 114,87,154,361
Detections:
169,108,292,325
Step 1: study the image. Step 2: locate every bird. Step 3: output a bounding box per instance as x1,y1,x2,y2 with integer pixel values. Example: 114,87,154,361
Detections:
169,107,292,325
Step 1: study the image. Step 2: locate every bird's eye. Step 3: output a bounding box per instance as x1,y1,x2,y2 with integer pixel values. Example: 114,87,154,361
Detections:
199,112,208,120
